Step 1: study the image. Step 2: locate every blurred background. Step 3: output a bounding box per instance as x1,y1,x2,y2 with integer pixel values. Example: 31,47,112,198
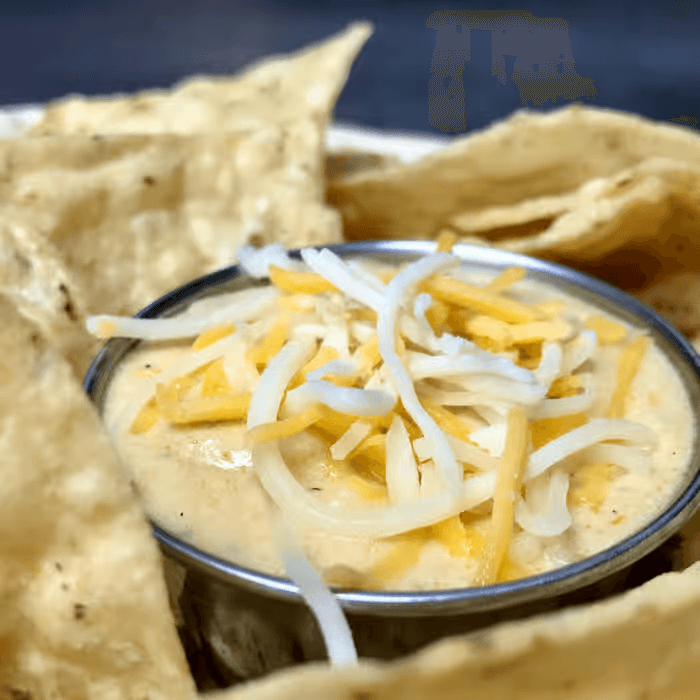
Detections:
1,0,699,135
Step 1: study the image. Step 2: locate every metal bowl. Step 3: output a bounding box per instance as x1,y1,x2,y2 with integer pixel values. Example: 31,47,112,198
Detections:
84,241,700,686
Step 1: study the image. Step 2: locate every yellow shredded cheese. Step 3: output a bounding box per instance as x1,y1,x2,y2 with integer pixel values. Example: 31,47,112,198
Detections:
155,369,204,405
465,315,512,352
607,336,649,419
497,555,529,582
350,433,387,472
355,335,382,375
248,404,325,443
424,299,450,332
547,374,583,399
422,399,478,442
159,393,251,425
246,313,290,367
436,230,458,253
422,275,540,324
366,537,426,588
467,315,571,349
585,315,628,344
477,406,529,585
192,322,237,351
569,461,623,513
289,345,340,389
533,300,566,319
269,265,338,294
485,266,527,293
510,320,572,344
200,357,234,396
530,413,588,450
129,397,160,435
430,515,484,558
313,409,358,441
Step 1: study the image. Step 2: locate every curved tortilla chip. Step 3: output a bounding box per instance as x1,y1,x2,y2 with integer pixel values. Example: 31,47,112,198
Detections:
328,105,700,241
218,562,700,700
0,295,194,699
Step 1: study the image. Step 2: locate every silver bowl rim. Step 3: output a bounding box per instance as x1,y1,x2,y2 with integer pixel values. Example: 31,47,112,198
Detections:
84,240,700,617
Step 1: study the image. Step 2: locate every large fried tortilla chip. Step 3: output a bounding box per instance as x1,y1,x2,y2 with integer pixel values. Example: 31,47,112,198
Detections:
2,24,371,319
0,207,96,377
449,157,700,260
28,23,372,257
213,563,700,700
0,133,214,316
0,296,194,699
30,24,372,139
328,105,700,241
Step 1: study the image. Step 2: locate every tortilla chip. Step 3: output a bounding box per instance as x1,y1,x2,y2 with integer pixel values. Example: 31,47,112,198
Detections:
328,105,700,241
478,158,700,259
0,295,194,699
210,562,700,700
30,24,372,139
0,207,96,377
0,24,372,318
0,134,209,315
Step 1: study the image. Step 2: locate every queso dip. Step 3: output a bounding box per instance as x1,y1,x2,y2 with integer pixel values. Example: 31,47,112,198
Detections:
99,247,694,591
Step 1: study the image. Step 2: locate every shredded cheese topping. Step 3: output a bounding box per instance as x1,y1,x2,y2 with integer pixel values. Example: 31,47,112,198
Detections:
95,245,658,593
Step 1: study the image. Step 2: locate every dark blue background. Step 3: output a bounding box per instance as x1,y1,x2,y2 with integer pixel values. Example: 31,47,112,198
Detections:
1,0,699,135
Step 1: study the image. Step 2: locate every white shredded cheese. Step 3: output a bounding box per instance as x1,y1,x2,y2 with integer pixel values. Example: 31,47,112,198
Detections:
530,373,597,419
285,380,396,416
516,470,571,537
238,243,300,277
330,421,373,460
525,418,657,481
385,415,420,503
378,252,464,496
87,286,280,340
301,247,384,312
277,525,357,666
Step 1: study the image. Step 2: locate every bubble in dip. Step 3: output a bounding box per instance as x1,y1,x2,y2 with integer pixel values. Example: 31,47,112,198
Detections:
85,241,700,687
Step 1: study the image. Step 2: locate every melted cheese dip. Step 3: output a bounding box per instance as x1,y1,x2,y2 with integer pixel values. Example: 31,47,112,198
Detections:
103,262,695,591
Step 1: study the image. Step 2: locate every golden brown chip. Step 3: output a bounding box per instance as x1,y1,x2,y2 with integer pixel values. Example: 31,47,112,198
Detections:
3,24,372,319
0,134,210,315
0,207,96,377
638,270,700,337
328,105,700,241
214,563,700,700
0,295,194,699
31,24,371,139
483,158,700,259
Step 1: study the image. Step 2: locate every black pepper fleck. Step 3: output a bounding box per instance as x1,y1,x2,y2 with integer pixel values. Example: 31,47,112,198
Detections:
58,283,78,322
74,603,87,620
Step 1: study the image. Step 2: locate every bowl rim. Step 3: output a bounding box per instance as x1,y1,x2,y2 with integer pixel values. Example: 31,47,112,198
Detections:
84,240,700,617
